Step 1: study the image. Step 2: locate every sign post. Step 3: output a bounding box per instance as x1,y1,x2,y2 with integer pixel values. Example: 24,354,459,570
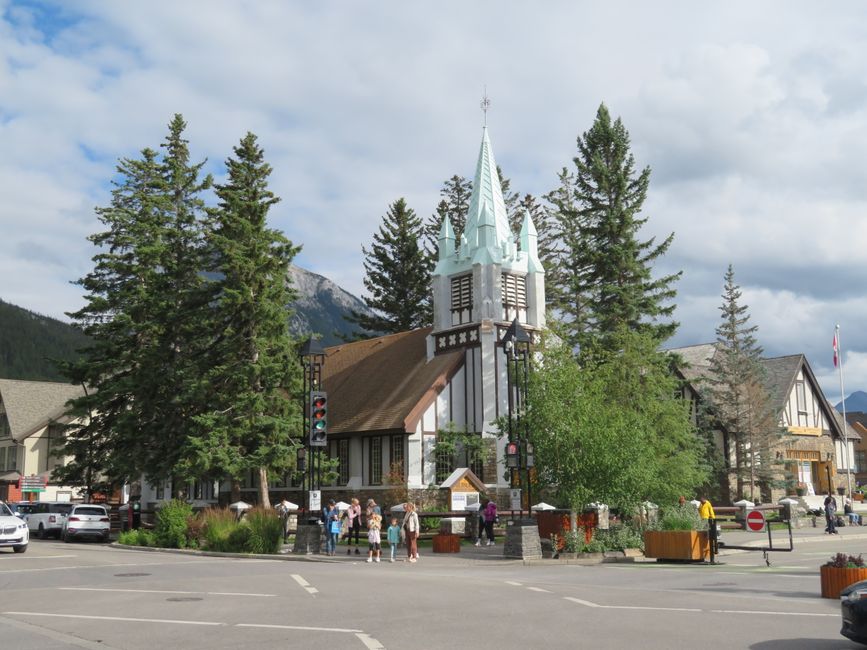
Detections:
746,510,766,532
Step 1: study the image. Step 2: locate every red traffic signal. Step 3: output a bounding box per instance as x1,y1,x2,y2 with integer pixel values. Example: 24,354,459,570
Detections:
506,442,519,468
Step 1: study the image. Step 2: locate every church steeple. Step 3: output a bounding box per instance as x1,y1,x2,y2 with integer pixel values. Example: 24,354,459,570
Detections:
430,123,545,340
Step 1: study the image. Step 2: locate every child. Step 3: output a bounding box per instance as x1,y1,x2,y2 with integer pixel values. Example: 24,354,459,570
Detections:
386,517,401,562
366,510,382,563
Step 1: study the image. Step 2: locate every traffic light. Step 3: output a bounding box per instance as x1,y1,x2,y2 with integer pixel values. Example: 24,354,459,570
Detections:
309,391,328,446
505,441,519,468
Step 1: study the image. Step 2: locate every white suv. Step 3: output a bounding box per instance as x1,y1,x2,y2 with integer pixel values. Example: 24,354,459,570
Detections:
62,504,110,543
27,502,73,539
0,501,29,553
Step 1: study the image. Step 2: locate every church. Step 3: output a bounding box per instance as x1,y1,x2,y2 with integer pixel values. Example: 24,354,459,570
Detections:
311,125,546,506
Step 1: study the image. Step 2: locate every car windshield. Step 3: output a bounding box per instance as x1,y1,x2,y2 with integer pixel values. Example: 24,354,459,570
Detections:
16,504,36,514
75,507,106,516
0,503,13,517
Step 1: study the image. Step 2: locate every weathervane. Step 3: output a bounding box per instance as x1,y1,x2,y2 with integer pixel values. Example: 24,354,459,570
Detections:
480,87,491,126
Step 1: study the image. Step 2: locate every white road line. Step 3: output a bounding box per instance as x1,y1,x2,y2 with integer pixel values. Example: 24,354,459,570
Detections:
527,587,551,593
58,587,276,597
291,574,310,587
238,623,363,633
4,612,222,626
564,597,700,612
505,580,522,586
711,610,838,618
6,612,381,636
356,632,385,649
291,573,318,595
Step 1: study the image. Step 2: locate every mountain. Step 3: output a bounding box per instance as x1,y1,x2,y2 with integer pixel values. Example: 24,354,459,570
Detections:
288,264,373,345
0,299,90,382
836,390,867,413
0,265,372,381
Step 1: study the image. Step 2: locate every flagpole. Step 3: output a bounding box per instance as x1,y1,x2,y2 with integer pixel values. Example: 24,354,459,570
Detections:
836,324,853,498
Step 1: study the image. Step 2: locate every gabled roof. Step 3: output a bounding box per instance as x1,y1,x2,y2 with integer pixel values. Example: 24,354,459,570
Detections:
0,378,85,441
668,343,843,438
440,467,486,492
323,328,463,435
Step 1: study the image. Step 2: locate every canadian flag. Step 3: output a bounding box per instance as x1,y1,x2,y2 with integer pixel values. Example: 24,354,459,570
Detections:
833,333,839,368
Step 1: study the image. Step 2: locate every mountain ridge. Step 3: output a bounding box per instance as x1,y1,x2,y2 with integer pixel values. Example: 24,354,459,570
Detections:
0,265,372,382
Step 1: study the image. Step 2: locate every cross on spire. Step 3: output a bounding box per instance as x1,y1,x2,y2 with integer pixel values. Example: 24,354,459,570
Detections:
480,87,491,126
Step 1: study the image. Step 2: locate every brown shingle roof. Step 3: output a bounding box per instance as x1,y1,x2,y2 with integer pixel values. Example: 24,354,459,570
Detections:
323,328,463,435
0,378,85,441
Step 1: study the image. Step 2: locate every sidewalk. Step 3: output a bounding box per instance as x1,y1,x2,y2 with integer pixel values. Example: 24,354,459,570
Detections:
718,518,867,553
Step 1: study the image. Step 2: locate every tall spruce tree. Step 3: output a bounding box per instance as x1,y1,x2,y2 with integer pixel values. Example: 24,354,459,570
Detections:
59,115,213,496
706,265,781,502
348,198,431,336
424,175,472,257
551,104,681,353
190,133,302,509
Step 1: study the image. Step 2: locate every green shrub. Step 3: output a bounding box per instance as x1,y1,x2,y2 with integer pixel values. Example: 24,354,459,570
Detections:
154,499,194,549
245,508,283,554
199,508,235,551
118,528,155,547
658,503,702,531
225,524,253,552
594,524,644,552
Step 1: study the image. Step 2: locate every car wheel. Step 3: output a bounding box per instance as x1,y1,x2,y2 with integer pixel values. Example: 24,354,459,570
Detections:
63,531,71,543
37,524,45,539
12,545,27,553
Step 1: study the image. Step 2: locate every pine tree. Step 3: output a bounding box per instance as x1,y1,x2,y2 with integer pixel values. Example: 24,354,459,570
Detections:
551,104,681,353
190,133,302,509
706,265,781,502
424,175,472,257
348,198,431,336
58,115,213,495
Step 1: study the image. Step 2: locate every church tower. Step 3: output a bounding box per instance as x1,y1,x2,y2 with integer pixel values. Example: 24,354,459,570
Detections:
427,124,545,488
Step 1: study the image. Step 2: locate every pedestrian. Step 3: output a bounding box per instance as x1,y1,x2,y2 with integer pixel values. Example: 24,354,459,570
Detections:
844,497,861,526
345,498,362,555
474,501,485,546
825,494,838,534
698,496,715,521
366,498,382,518
402,502,420,562
323,499,340,556
366,507,382,563
483,498,497,546
386,517,401,563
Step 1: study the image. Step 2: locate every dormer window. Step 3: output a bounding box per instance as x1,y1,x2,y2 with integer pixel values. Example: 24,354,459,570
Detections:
451,275,473,325
501,273,527,322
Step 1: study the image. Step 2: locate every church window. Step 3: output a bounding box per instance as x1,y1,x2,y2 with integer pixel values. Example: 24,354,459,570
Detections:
500,273,527,322
329,438,349,485
369,436,383,485
435,444,453,484
450,275,473,325
389,435,405,481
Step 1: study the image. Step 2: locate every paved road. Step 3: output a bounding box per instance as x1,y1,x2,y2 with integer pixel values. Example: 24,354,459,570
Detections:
0,530,864,650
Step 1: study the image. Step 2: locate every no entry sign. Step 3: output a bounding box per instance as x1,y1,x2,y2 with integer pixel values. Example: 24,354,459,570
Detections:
746,509,766,532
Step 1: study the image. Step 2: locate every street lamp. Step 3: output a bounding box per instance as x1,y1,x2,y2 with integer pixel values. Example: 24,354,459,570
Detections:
501,317,532,518
299,336,326,524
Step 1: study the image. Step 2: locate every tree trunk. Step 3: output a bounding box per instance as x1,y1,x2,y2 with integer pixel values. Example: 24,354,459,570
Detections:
257,466,271,509
230,478,241,504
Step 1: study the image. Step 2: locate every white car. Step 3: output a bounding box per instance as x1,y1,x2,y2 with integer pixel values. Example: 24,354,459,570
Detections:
0,501,29,553
62,504,110,543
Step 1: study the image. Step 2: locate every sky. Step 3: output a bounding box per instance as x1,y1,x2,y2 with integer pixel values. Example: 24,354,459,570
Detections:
1,0,866,400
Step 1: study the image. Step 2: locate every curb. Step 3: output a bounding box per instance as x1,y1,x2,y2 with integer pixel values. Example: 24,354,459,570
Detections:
108,542,341,562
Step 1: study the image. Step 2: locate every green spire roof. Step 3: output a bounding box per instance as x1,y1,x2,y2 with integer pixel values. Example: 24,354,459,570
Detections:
465,127,511,251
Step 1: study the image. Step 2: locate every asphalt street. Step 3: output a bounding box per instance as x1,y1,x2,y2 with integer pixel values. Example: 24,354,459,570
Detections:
0,526,865,650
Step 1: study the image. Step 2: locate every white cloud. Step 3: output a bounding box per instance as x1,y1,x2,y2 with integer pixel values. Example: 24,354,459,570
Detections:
2,0,867,401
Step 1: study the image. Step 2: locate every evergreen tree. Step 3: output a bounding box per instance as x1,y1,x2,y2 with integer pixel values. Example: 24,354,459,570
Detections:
424,175,472,257
190,133,302,509
58,115,213,495
550,104,681,353
706,265,782,502
348,198,431,336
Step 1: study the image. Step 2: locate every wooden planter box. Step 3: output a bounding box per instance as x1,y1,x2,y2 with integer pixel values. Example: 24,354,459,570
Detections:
432,534,460,553
820,565,867,598
643,530,709,561
854,493,864,502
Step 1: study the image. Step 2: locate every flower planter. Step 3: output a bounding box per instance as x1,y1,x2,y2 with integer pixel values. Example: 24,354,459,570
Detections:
855,493,864,503
432,533,460,553
820,565,867,598
643,530,709,561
